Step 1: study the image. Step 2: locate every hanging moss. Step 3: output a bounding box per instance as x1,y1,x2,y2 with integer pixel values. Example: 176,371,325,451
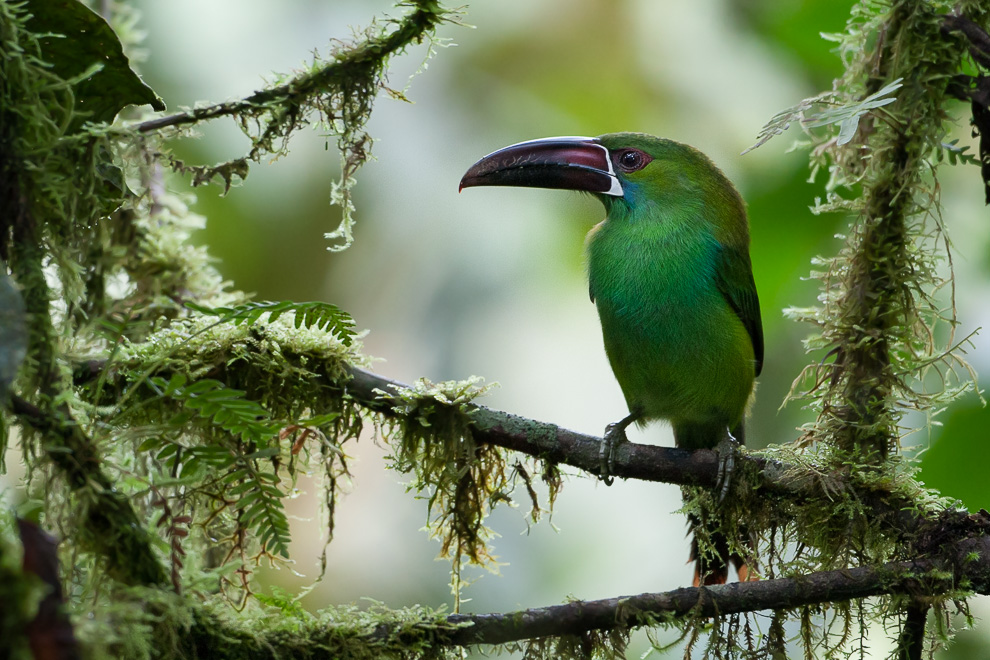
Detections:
6,0,990,656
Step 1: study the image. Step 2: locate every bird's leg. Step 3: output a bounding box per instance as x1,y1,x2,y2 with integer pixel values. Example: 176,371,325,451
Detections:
600,412,638,486
715,427,741,503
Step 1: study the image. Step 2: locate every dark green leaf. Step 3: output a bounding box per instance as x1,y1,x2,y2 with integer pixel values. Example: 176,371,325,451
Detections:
136,437,162,452
243,448,280,460
26,0,165,128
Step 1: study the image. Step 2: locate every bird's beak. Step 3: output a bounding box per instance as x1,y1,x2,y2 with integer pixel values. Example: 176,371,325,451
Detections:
459,136,623,197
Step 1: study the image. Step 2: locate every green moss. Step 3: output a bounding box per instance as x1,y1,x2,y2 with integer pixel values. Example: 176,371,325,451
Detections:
687,7,990,654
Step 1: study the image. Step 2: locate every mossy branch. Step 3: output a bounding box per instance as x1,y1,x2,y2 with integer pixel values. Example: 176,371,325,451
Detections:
132,0,456,249
791,1,987,464
74,355,936,562
41,510,984,655
71,341,950,602
135,0,449,135
345,365,923,521
8,394,167,586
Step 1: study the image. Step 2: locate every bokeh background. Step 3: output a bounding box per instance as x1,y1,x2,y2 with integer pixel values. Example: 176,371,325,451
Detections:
12,0,990,656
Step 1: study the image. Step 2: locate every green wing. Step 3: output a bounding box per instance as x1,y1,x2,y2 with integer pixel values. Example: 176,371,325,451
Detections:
715,244,764,377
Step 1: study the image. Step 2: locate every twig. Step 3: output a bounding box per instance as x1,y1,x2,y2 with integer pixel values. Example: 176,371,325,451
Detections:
135,0,450,134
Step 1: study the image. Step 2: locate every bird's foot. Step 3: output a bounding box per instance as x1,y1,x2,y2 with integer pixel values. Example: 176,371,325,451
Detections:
600,414,636,486
715,429,741,503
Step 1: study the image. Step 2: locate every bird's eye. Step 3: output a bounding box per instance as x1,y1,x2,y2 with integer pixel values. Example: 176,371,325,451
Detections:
615,149,651,172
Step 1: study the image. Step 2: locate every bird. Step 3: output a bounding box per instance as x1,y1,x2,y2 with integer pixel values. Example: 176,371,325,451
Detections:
459,133,763,586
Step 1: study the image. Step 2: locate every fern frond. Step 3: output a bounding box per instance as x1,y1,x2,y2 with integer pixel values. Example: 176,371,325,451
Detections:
150,374,277,447
185,300,356,346
233,471,291,558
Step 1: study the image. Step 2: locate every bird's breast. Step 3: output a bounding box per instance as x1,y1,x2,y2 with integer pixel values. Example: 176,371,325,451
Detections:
587,225,755,429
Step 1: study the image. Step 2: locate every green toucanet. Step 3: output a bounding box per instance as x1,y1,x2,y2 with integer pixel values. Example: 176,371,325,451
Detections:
459,133,763,586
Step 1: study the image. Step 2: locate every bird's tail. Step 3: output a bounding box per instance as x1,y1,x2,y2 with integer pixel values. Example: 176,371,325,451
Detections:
682,421,754,586
688,516,751,587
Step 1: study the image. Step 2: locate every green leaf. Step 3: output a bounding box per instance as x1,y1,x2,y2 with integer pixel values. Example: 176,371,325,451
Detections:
136,437,162,452
837,115,860,146
802,80,901,129
155,444,180,460
228,482,259,496
934,140,979,167
236,491,264,506
25,0,165,128
243,448,280,460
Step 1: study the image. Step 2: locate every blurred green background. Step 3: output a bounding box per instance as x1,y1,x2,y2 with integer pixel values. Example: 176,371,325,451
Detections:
22,0,990,655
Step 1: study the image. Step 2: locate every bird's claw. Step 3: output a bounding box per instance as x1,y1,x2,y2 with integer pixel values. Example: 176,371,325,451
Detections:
715,430,740,503
599,421,629,486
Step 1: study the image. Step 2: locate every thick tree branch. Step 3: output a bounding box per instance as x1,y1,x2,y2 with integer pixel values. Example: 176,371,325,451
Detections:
72,357,929,555
166,513,990,655
436,532,990,646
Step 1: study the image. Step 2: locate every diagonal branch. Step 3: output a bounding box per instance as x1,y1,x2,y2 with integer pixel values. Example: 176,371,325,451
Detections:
345,364,729,488
74,356,927,548
135,0,452,134
437,532,990,646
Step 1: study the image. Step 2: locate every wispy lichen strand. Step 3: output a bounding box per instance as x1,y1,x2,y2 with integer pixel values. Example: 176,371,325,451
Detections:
381,376,505,609
783,1,982,462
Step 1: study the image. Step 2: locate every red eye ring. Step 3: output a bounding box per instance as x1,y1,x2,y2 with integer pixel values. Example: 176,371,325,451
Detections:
615,149,651,173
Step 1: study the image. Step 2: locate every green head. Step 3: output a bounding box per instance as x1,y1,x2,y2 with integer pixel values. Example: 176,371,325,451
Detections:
459,132,745,231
